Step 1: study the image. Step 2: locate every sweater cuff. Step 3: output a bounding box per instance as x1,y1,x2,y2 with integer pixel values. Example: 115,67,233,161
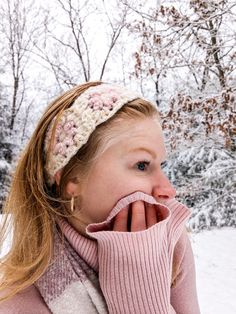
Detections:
86,191,171,235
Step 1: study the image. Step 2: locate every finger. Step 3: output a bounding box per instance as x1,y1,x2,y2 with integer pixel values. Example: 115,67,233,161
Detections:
113,206,129,231
131,201,146,232
145,203,157,228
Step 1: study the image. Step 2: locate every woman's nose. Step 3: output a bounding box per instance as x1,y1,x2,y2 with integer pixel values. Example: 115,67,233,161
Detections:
152,170,176,200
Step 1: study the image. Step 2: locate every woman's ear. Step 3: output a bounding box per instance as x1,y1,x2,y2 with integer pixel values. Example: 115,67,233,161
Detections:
65,180,80,197
55,170,80,197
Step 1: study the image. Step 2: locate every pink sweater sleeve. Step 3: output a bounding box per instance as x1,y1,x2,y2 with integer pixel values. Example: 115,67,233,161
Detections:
86,191,200,314
171,229,201,313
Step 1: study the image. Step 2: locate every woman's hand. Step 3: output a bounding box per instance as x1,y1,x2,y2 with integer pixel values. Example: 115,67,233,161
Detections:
112,200,158,232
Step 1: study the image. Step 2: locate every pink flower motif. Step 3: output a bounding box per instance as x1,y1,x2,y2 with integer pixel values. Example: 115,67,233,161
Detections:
64,120,75,131
88,97,104,110
52,117,77,156
54,142,66,155
64,138,74,147
103,99,113,107
87,89,119,111
70,127,77,136
66,128,76,137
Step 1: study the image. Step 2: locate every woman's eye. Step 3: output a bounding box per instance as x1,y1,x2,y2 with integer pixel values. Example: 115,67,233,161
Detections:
136,161,150,171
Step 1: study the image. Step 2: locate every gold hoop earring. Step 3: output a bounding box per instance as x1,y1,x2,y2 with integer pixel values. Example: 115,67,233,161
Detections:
71,196,75,212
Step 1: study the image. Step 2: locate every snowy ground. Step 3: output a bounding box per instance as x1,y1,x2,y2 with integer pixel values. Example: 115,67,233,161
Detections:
0,217,235,313
190,227,236,314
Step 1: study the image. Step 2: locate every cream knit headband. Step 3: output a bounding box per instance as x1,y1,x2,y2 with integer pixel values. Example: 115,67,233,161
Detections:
44,83,155,186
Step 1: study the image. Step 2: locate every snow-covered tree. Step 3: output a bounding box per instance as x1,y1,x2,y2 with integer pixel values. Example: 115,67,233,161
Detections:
0,0,46,210
161,89,236,231
126,0,236,103
0,75,13,211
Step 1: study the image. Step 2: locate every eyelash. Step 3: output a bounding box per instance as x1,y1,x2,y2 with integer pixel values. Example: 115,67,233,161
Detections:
161,161,167,168
136,160,167,172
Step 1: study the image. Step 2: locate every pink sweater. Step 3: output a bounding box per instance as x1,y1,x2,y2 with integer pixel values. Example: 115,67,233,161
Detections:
0,192,201,313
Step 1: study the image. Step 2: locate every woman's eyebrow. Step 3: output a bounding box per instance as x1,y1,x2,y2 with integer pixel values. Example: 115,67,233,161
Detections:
127,147,157,158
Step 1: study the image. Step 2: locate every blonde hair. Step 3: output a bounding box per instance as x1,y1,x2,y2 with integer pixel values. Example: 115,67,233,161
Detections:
0,81,179,303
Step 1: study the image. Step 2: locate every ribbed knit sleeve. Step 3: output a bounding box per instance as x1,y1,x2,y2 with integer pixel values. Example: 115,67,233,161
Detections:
86,191,196,314
170,228,201,313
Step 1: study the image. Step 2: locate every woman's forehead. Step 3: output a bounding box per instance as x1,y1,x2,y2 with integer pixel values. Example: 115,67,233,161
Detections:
112,117,161,135
116,119,162,142
101,119,165,156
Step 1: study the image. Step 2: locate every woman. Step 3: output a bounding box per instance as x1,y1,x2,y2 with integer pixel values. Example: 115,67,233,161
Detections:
0,81,201,313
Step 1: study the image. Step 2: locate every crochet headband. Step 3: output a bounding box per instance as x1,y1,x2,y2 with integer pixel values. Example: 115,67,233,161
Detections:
44,83,156,186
